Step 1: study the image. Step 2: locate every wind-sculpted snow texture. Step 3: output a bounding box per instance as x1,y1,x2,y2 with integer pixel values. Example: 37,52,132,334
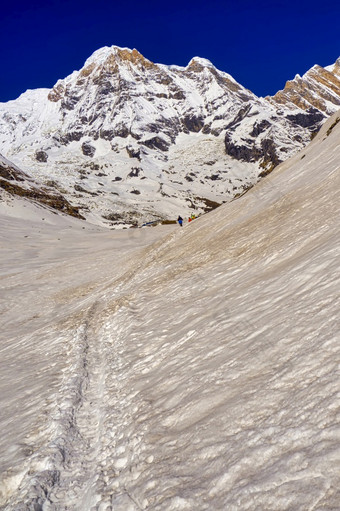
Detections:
0,111,339,510
0,47,339,225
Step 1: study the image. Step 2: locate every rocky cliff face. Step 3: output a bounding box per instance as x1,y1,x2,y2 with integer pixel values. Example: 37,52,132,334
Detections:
0,47,338,226
44,48,257,147
267,58,340,114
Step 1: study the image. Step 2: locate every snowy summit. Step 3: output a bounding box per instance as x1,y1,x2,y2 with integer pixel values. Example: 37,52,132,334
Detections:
0,47,339,226
0,84,339,510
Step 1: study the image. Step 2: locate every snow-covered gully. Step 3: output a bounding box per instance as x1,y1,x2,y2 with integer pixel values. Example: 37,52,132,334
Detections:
1,112,340,510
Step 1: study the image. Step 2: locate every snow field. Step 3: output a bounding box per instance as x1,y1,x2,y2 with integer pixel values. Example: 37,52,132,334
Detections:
0,209,176,508
0,111,339,509
89,235,339,509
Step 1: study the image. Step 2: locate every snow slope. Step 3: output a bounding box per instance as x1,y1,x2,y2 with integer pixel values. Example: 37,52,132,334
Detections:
0,111,339,509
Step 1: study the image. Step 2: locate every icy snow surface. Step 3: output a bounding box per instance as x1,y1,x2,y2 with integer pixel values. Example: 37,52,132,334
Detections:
0,113,339,510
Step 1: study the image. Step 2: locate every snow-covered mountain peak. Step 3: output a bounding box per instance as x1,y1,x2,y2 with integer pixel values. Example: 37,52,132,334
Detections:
187,56,215,69
83,45,123,66
82,45,155,71
84,45,137,64
0,48,339,226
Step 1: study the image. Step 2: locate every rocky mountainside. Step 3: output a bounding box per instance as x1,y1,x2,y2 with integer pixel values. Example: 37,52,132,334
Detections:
0,154,84,219
0,47,339,226
268,58,340,113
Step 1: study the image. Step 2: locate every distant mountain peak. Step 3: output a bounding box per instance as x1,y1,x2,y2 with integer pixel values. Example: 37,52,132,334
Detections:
82,46,155,72
0,48,339,227
84,45,134,65
187,57,215,70
267,56,340,114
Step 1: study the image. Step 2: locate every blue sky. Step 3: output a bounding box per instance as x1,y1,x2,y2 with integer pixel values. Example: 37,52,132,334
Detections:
1,0,339,102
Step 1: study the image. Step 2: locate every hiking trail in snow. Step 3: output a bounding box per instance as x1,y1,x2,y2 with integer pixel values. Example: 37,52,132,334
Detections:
1,111,340,510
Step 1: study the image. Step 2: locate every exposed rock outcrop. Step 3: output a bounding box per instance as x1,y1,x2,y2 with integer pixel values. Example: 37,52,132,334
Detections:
0,155,84,219
268,59,340,114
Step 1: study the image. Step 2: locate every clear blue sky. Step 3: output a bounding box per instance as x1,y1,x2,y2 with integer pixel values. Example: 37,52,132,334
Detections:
1,0,339,102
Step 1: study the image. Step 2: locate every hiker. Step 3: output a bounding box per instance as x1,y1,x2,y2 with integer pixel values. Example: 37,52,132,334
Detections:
177,215,183,227
191,213,196,220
